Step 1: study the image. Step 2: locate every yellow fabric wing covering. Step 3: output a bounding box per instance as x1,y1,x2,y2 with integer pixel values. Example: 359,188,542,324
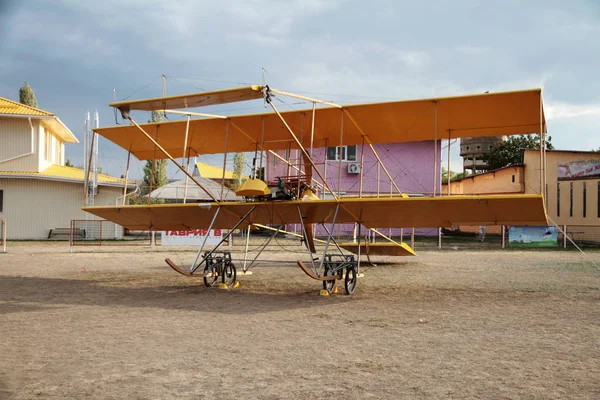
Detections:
82,194,547,232
339,242,417,257
95,89,545,160
110,86,264,111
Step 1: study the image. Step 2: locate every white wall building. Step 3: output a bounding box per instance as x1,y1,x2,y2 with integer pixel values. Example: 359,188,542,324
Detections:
0,96,135,239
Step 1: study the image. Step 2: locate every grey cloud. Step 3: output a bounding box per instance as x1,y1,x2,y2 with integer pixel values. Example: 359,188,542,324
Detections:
0,0,598,178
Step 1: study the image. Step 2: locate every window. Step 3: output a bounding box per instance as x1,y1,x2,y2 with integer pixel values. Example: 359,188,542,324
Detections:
557,183,560,217
0,190,3,213
569,182,573,217
512,175,515,183
272,151,278,168
326,145,357,162
583,183,587,218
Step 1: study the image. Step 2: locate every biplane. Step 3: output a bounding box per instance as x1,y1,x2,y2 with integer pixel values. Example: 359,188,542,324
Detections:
83,84,548,295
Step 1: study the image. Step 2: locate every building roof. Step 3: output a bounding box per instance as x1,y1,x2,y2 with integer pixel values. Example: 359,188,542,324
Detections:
148,177,241,201
523,148,600,155
0,96,78,143
0,164,135,187
195,162,235,179
445,164,524,184
0,97,54,116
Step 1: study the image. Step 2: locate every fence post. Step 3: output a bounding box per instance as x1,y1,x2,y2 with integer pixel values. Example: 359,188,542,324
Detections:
69,220,73,253
411,228,415,249
563,225,567,249
501,225,505,249
1,218,6,253
438,227,442,249
151,231,156,251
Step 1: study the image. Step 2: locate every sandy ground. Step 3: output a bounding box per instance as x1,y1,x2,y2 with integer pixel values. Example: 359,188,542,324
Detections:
0,241,599,399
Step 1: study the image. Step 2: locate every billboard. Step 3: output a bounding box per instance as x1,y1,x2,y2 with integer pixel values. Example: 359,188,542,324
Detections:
508,226,557,248
161,229,222,246
557,159,600,181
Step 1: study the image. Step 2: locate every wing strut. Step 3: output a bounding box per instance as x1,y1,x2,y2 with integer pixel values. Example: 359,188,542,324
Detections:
267,96,338,200
126,116,219,202
188,206,256,275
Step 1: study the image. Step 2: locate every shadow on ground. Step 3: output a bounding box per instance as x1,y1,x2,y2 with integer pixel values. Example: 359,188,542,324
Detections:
0,274,358,316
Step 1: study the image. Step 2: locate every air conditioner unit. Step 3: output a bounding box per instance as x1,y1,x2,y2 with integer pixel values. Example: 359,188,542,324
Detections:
347,163,361,174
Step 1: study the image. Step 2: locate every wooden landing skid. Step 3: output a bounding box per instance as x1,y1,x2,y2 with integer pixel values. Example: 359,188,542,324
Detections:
165,258,213,278
297,260,340,281
303,223,317,253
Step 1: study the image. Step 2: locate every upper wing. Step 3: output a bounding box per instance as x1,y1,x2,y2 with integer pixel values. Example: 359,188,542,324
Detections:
82,194,548,231
110,86,264,111
95,89,545,160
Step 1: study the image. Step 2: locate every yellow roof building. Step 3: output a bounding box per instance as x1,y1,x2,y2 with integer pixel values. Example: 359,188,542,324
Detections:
195,161,235,180
0,95,134,239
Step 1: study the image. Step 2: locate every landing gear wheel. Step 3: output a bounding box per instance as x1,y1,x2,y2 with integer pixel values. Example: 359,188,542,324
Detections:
344,264,357,295
222,260,237,287
203,262,219,287
322,265,336,294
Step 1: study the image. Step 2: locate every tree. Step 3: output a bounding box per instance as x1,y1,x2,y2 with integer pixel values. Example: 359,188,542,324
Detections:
65,159,74,167
233,153,247,188
19,82,38,108
135,111,168,203
442,167,470,184
483,134,554,170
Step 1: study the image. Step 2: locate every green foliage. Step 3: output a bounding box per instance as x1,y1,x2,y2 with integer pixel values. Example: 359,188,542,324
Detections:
65,159,74,167
442,167,470,184
19,82,38,108
483,134,553,170
150,111,164,123
233,153,247,188
135,111,168,204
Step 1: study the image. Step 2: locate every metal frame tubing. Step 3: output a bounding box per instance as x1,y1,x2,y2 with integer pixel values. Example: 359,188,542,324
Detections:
242,225,252,270
182,115,191,203
189,206,256,274
189,207,221,272
268,101,338,199
122,151,131,205
242,224,283,271
318,203,340,273
128,117,218,202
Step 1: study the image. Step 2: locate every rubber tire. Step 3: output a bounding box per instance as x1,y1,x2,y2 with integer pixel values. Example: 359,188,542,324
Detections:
203,261,219,287
344,264,357,295
322,265,336,294
222,260,237,287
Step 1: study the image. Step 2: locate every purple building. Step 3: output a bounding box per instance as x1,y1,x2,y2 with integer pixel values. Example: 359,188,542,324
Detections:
265,141,441,238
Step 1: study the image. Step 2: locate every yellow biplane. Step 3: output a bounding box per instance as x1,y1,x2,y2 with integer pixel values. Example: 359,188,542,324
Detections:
83,85,548,295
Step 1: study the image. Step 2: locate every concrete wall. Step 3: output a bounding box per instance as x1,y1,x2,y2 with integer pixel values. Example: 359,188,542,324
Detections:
0,118,41,172
443,165,524,195
266,141,441,237
524,150,600,227
0,117,63,172
0,178,125,239
267,141,440,196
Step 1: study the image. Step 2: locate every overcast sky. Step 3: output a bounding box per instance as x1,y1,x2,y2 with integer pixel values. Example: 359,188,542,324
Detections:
1,0,599,178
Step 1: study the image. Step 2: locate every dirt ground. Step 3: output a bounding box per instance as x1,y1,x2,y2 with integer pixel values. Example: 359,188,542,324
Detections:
0,242,599,399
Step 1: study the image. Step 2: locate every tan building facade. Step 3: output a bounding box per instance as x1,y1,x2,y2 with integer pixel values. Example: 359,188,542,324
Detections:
444,149,600,242
0,96,134,239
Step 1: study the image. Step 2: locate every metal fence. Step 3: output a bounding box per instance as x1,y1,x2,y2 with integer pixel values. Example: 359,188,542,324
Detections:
70,219,152,250
0,218,6,253
412,224,600,250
